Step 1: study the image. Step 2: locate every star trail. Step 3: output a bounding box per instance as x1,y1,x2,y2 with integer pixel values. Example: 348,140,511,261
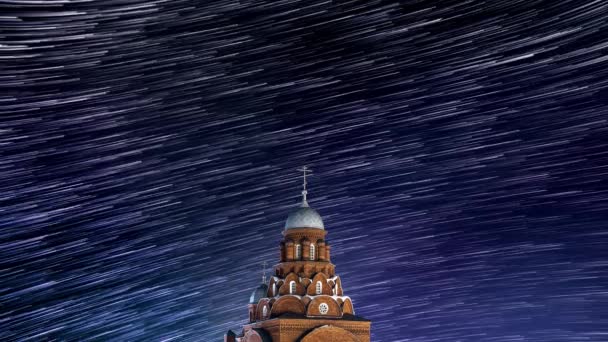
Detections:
2,0,608,341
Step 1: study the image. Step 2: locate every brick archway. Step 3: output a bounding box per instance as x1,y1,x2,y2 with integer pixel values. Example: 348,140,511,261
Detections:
270,295,306,317
243,328,272,342
243,329,263,342
300,325,360,342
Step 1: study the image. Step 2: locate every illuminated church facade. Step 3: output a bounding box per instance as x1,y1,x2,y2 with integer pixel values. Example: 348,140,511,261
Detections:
225,167,371,342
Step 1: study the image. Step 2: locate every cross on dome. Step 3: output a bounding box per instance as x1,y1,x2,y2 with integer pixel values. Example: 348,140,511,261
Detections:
284,166,325,230
297,166,312,207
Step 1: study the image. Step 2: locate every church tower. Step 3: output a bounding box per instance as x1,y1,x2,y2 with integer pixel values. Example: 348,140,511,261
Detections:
225,167,371,342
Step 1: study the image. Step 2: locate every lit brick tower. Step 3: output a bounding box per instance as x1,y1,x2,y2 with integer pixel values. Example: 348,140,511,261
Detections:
225,167,371,342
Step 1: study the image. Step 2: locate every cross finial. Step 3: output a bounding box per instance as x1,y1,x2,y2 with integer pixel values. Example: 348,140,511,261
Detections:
261,261,267,284
297,166,313,207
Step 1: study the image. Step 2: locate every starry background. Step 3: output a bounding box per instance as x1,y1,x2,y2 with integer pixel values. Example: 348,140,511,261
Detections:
2,0,608,341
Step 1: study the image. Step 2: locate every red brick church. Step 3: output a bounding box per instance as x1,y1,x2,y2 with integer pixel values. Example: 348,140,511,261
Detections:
225,167,371,342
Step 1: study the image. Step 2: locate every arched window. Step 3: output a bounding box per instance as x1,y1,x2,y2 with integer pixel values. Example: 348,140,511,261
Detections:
289,280,296,294
310,244,315,260
316,281,322,295
295,244,301,259
262,305,268,318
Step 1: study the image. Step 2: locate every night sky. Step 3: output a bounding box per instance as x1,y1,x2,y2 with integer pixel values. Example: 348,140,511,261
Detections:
2,0,608,341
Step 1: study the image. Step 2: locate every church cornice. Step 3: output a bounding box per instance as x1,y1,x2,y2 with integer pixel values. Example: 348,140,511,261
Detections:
278,319,371,333
282,228,327,241
274,261,334,268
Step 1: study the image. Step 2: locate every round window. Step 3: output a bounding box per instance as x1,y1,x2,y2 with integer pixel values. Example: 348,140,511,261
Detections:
319,303,329,315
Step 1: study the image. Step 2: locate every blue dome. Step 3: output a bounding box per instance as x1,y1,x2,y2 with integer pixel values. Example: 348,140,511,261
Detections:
285,205,324,230
249,284,268,304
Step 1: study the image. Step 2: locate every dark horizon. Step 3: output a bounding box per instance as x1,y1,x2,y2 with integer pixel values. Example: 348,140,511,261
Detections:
2,0,607,341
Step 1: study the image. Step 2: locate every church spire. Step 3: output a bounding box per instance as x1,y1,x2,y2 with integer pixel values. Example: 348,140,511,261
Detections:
297,166,312,207
226,169,371,341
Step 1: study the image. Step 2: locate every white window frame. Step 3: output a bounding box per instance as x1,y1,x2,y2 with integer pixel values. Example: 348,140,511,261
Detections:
316,281,322,295
295,244,301,259
262,305,268,318
310,244,315,260
289,280,296,294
